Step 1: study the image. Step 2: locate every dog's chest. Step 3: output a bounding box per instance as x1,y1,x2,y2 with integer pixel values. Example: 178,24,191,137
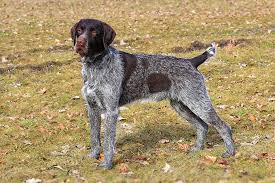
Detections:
82,64,107,106
81,57,124,108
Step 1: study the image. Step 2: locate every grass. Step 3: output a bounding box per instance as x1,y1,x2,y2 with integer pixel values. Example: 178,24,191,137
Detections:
0,0,274,182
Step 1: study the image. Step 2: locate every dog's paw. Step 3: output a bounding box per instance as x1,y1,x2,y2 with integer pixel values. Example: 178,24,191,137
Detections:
189,145,203,152
187,144,203,154
87,152,100,159
221,150,235,158
206,42,217,58
99,161,113,170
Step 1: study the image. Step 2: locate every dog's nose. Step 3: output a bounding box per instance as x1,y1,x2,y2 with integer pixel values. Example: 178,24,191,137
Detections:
77,36,86,46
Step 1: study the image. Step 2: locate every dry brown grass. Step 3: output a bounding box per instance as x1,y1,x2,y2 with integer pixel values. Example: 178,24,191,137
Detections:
0,0,274,182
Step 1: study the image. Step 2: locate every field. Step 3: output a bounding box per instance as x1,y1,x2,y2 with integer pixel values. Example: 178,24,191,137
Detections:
0,0,274,182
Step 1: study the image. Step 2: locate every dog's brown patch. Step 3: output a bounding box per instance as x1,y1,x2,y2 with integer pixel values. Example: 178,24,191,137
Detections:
120,52,137,85
147,73,171,93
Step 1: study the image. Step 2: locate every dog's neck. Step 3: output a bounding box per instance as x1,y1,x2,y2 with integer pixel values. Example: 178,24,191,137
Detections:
82,48,110,64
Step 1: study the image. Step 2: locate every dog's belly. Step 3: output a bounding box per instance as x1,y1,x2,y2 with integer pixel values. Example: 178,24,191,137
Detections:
119,87,167,106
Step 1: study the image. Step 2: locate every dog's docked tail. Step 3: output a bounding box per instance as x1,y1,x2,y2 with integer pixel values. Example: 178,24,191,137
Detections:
189,42,217,68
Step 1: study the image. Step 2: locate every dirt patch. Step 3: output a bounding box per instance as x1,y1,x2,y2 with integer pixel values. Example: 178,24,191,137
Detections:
171,39,251,53
27,44,72,54
171,41,209,53
0,59,75,75
3,45,72,62
217,38,251,48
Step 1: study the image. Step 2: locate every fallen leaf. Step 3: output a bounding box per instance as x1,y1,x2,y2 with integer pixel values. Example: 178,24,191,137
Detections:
67,111,80,119
46,114,55,120
118,116,126,121
217,159,229,166
1,56,8,63
200,155,217,165
177,138,185,143
38,88,47,94
25,178,42,183
264,134,273,140
159,139,170,144
270,155,275,160
0,124,10,128
120,39,127,46
239,170,249,176
70,169,80,177
22,140,32,145
7,116,18,121
38,126,49,134
58,109,66,113
239,63,247,68
251,136,260,144
217,105,228,109
132,155,148,161
75,144,86,150
250,154,259,161
121,123,133,130
118,163,129,173
51,145,70,156
131,156,149,165
240,135,260,146
121,171,134,176
178,143,190,152
229,115,241,122
162,163,173,173
72,96,80,100
259,152,269,159
0,150,9,156
248,114,257,123
13,82,21,88
52,165,66,171
50,151,63,156
58,123,65,130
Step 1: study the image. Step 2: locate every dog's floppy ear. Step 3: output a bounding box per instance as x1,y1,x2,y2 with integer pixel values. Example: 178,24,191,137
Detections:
70,22,79,46
102,22,116,48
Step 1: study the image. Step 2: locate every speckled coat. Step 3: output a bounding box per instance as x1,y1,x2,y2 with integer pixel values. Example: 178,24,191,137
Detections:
71,19,235,169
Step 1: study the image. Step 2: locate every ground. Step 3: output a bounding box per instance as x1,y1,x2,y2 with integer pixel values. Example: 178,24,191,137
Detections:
0,0,274,182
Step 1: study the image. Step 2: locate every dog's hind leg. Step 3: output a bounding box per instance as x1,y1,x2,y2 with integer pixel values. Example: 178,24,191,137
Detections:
174,76,235,157
170,99,208,152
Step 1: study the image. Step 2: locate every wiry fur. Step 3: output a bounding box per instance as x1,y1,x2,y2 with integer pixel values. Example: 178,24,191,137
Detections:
71,19,235,169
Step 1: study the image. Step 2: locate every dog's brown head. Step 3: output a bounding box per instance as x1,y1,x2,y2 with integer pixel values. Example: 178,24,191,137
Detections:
70,19,116,57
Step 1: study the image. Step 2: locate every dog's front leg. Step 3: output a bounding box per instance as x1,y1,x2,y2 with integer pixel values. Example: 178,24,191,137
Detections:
87,101,101,159
100,106,119,169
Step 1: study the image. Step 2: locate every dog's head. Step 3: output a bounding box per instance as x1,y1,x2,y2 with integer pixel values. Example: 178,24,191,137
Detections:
70,19,116,57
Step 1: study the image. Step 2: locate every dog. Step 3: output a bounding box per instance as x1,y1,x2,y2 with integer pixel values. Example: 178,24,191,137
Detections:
70,19,235,169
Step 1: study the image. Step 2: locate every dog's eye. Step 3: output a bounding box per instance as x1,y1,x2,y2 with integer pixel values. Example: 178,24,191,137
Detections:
77,28,83,34
91,30,97,37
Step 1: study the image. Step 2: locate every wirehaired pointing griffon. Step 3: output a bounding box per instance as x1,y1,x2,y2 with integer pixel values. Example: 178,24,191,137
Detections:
70,19,235,169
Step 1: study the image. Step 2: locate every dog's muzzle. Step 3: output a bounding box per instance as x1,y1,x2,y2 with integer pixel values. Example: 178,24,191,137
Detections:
75,36,87,57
